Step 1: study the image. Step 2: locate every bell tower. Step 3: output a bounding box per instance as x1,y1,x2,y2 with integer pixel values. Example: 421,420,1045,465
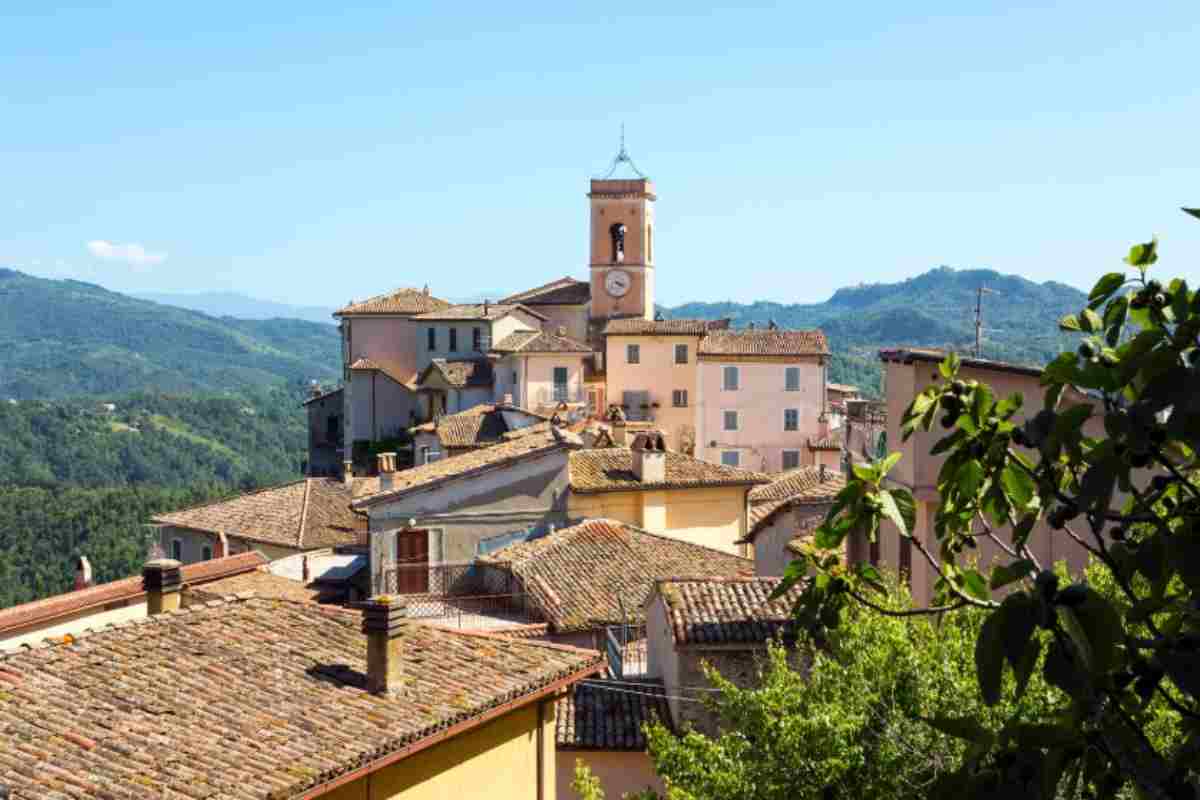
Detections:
589,135,656,324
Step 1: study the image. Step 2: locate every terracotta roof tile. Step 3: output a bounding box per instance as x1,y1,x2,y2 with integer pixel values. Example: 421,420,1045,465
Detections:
491,330,592,354
480,519,752,632
415,358,494,388
603,318,730,336
184,568,331,605
153,479,366,550
747,466,845,536
335,287,451,316
348,357,418,388
354,427,578,508
568,450,769,494
878,347,1043,378
557,678,672,750
501,277,591,306
656,577,805,646
0,552,266,637
413,303,548,322
0,596,603,799
698,329,829,356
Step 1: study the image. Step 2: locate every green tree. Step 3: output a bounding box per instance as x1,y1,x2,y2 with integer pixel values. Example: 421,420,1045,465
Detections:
641,579,1072,800
782,210,1200,798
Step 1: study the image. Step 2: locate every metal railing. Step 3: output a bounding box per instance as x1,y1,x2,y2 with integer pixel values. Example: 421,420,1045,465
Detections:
535,386,587,405
605,623,647,678
380,561,542,628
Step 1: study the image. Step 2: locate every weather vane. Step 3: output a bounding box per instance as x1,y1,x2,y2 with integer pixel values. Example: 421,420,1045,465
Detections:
601,123,647,179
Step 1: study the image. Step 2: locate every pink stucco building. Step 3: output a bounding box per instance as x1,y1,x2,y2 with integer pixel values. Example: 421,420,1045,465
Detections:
694,329,830,473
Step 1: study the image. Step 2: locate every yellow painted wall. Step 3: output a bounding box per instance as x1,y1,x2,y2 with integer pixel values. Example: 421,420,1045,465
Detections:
569,486,747,555
556,751,664,799
321,700,556,800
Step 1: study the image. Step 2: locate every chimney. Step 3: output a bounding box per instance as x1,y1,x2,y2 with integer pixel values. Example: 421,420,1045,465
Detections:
343,459,354,486
212,531,229,560
631,432,667,484
362,595,407,695
143,558,183,616
73,556,93,591
309,382,323,399
610,414,626,447
423,284,430,296
556,325,567,337
377,452,398,492
819,463,828,482
483,299,489,316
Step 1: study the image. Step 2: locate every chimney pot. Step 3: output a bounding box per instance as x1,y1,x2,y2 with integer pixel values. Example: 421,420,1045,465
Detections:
631,433,667,483
819,464,828,482
74,556,93,591
556,325,566,337
362,595,408,695
143,558,183,616
377,452,398,492
343,459,354,486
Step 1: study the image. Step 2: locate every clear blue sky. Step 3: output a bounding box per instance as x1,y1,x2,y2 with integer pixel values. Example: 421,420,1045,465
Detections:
3,2,1199,307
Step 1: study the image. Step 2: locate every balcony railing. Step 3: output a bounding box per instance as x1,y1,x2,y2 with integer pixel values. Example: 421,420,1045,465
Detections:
534,386,587,406
378,561,542,628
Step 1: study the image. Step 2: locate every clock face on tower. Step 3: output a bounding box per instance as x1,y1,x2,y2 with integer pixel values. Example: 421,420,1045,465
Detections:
605,270,631,298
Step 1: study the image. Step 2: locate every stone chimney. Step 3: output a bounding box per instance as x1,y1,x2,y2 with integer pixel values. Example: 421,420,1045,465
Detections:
377,452,398,492
631,432,667,484
607,405,627,447
362,596,407,695
73,556,93,591
343,459,354,486
143,559,183,616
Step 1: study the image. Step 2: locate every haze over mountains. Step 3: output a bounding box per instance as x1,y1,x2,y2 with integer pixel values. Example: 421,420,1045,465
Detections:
1,265,1085,401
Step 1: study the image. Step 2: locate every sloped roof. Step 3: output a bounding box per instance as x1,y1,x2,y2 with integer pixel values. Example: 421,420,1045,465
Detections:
0,596,603,799
491,329,593,354
301,386,343,406
184,568,331,605
413,303,548,322
878,347,1043,378
654,577,806,646
747,466,846,537
353,427,579,508
479,519,752,632
348,357,417,388
335,287,451,316
0,552,267,638
827,382,860,395
557,678,672,751
153,478,365,550
568,449,769,494
501,277,591,306
698,329,829,357
415,358,494,388
412,404,549,450
603,318,730,336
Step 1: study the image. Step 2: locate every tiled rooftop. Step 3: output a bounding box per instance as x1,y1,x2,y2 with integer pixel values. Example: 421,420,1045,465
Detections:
500,277,591,306
353,427,578,508
184,568,331,605
153,478,366,550
602,318,730,337
655,577,805,646
480,519,752,632
698,329,829,356
878,347,1043,378
0,552,267,638
348,357,417,388
335,287,451,316
0,596,603,799
747,466,845,536
411,404,551,450
557,678,672,751
568,449,768,494
416,357,494,388
413,303,547,322
491,329,592,354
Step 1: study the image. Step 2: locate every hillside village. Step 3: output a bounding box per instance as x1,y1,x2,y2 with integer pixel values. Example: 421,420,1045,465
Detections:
0,150,1180,800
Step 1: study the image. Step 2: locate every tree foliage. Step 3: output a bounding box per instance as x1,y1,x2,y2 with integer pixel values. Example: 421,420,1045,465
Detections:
782,212,1200,798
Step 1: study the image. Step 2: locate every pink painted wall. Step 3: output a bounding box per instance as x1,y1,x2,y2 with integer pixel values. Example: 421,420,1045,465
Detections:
521,353,588,409
695,359,825,472
604,334,698,452
345,317,420,381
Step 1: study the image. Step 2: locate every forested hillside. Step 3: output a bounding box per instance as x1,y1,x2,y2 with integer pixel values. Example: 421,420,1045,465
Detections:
662,266,1086,395
0,269,339,399
0,387,311,608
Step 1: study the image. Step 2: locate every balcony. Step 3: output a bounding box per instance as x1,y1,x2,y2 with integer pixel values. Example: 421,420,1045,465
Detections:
533,386,587,406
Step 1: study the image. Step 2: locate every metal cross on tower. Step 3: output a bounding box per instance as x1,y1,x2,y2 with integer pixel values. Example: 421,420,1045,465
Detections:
601,123,647,179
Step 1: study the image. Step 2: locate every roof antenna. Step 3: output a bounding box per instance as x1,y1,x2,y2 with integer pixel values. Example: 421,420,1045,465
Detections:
601,123,647,179
973,286,1000,358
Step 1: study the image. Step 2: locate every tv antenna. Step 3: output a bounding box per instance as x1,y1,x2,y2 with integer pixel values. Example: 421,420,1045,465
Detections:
974,286,999,358
601,123,647,179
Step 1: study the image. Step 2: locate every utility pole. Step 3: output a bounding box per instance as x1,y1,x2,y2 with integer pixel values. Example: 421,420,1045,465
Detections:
974,286,997,358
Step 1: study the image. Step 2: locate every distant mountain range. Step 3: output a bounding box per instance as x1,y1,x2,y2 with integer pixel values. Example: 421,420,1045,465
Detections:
0,265,1086,401
0,269,340,400
132,291,338,324
661,266,1086,395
